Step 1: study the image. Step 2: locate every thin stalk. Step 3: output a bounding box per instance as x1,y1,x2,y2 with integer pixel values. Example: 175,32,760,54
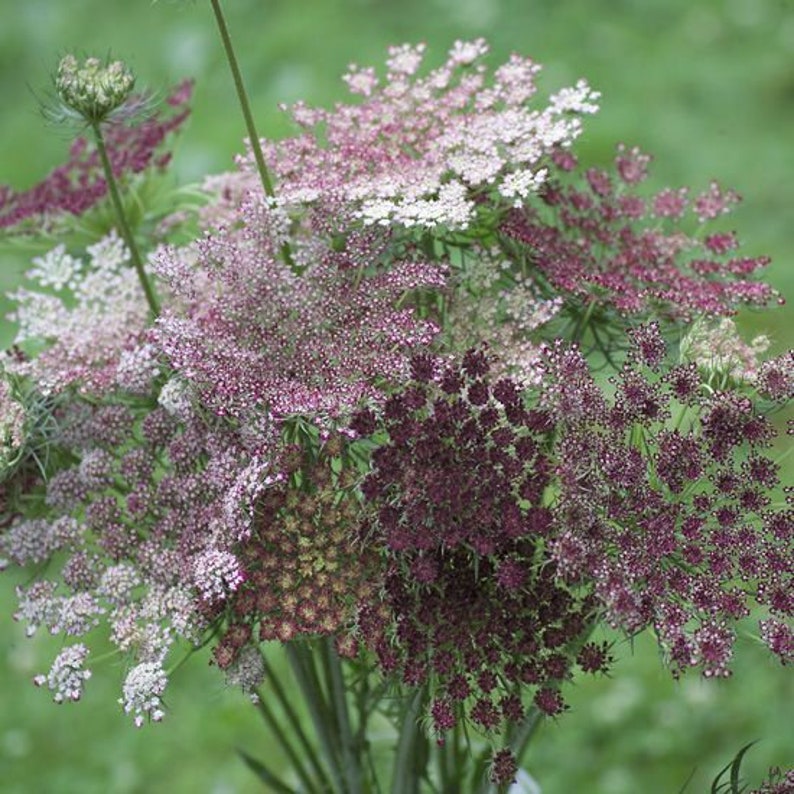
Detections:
239,749,299,794
354,665,371,756
390,689,425,794
208,0,295,271
89,121,160,316
510,705,544,768
438,732,451,793
253,692,318,793
570,298,597,345
451,722,464,790
366,751,384,794
260,648,333,791
285,644,347,793
472,745,492,794
321,639,363,794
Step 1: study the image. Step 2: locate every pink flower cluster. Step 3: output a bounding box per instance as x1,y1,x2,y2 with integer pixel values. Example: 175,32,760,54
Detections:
261,39,599,230
4,232,151,395
155,191,446,422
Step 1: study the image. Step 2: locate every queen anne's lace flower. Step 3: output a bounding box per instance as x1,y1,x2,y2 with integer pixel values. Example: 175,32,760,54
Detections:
224,645,266,699
157,377,193,419
56,55,135,122
115,344,161,394
680,318,769,382
155,216,446,420
6,231,151,394
13,581,59,637
0,379,28,468
501,146,776,318
120,662,168,727
1,81,192,234
25,246,82,291
260,40,599,231
0,35,789,786
222,458,281,541
2,516,81,566
34,644,92,703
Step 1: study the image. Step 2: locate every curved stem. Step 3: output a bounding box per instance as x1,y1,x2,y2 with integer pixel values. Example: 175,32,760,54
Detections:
511,705,544,768
90,121,160,316
570,298,597,345
208,0,296,272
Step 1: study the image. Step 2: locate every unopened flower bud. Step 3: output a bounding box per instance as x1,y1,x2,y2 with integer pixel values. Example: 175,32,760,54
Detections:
55,54,135,122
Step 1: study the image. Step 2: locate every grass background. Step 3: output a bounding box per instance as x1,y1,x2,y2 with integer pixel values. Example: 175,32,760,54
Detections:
0,0,792,791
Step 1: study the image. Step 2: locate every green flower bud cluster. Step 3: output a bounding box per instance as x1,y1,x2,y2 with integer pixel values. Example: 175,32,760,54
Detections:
55,55,135,123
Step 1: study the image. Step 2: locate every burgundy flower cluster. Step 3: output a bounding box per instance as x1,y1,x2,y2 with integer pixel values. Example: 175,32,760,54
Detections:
350,351,610,764
751,766,794,794
542,323,792,677
0,80,192,233
500,145,777,320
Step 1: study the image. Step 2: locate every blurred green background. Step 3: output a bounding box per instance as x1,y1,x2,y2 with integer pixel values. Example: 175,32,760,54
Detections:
0,0,792,792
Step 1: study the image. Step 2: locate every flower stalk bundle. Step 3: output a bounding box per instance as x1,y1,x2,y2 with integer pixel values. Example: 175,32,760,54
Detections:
0,4,791,792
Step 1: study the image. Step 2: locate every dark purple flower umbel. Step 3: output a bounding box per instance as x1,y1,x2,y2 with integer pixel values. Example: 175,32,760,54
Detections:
352,349,607,756
500,145,777,320
541,325,792,678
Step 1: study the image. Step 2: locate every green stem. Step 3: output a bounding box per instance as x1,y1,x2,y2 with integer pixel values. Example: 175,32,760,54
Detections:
570,298,597,345
354,666,371,761
510,705,544,768
208,0,296,272
253,690,318,793
208,0,273,197
239,749,299,794
321,639,363,794
451,722,465,791
285,643,347,793
90,121,160,316
390,689,425,794
438,736,449,793
260,647,333,792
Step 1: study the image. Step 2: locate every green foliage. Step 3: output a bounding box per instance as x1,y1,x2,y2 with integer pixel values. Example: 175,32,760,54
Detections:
238,750,295,794
710,742,757,794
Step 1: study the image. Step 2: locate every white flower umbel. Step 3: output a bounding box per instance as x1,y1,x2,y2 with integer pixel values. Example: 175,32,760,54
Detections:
224,645,265,700
120,662,167,727
26,245,83,291
34,644,92,703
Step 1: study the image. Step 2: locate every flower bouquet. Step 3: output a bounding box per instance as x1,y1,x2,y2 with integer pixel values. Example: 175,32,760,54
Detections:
0,3,791,792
